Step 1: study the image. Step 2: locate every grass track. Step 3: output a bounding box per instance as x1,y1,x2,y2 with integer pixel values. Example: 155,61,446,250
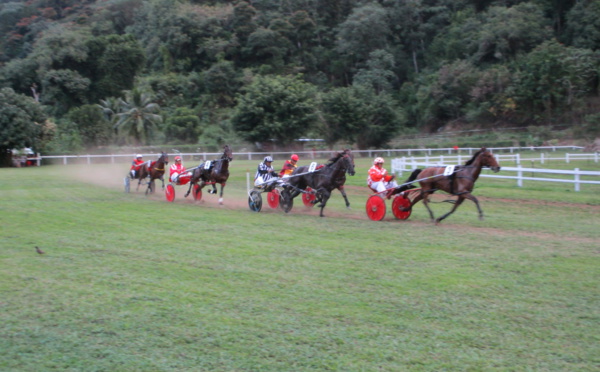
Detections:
1,162,599,371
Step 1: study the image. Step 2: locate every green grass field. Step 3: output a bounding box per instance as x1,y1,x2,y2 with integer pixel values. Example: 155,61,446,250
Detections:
1,157,599,371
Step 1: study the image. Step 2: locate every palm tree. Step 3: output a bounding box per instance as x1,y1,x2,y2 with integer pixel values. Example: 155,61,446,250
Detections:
114,90,162,145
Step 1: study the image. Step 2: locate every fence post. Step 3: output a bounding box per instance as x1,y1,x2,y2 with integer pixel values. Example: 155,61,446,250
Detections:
574,168,580,192
566,153,570,164
37,153,41,166
517,165,523,187
87,155,91,165
541,153,545,165
516,153,520,165
595,152,598,163
440,155,444,164
63,156,67,165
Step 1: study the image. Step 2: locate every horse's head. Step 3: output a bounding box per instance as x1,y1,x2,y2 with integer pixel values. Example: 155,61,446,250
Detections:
343,149,355,176
222,145,233,162
160,152,169,165
480,148,500,173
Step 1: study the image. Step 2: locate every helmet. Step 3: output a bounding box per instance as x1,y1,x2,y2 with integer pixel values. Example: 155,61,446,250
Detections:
291,154,299,161
136,154,143,159
175,156,182,161
264,156,273,162
374,157,384,165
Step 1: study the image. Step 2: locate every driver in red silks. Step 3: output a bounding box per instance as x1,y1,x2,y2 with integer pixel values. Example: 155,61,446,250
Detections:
130,154,144,178
367,157,398,199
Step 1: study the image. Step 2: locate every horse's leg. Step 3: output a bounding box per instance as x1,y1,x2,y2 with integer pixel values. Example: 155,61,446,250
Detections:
421,191,437,222
463,193,484,220
338,186,350,208
218,183,225,204
160,175,165,190
317,189,331,217
435,196,466,224
184,180,194,197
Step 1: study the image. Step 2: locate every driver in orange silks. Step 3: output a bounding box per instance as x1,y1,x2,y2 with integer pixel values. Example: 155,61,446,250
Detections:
367,157,398,199
279,154,299,178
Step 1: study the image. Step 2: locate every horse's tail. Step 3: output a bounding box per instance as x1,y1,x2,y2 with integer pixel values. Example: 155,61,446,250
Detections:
397,168,422,192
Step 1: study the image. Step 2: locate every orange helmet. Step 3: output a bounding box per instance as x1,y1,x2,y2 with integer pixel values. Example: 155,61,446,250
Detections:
291,154,299,161
374,157,384,165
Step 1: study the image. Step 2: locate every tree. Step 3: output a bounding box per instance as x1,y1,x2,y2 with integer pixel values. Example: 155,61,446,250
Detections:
114,90,162,145
0,88,48,166
164,107,202,144
564,0,600,50
319,86,367,147
67,104,112,148
231,74,317,147
513,39,599,121
335,2,390,69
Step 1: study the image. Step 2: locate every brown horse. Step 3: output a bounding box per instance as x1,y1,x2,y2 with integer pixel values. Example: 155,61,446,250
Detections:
400,147,500,224
185,145,233,204
136,152,169,194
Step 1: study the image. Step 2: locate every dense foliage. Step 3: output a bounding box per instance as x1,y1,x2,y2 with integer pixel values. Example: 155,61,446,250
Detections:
0,0,599,153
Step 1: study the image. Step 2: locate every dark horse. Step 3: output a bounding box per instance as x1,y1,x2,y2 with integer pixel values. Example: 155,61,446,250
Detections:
185,145,233,204
400,147,500,224
284,150,356,217
137,152,169,194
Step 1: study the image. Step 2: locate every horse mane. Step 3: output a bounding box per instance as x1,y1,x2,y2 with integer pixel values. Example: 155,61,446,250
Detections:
326,150,346,165
465,147,486,166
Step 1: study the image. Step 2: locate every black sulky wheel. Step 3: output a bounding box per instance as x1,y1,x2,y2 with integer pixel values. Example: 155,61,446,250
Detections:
248,190,263,212
279,189,294,213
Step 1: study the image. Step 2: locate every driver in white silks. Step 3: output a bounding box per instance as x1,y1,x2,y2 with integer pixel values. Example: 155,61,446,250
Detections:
367,157,398,199
254,156,279,190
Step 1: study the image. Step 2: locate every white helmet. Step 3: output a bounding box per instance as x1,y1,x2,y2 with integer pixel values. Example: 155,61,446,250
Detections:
136,154,143,158
264,156,273,162
374,157,384,165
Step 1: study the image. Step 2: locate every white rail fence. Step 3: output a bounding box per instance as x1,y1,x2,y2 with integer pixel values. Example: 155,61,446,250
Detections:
391,157,600,192
38,146,594,165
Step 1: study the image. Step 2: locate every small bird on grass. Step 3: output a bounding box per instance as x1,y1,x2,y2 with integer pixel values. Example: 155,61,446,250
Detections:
35,246,45,255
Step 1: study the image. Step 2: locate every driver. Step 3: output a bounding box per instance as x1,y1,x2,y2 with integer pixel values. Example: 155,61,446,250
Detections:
169,155,191,184
279,154,299,178
130,154,144,179
254,156,279,189
367,157,398,199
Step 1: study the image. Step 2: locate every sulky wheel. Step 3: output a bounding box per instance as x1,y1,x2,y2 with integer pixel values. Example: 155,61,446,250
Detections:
165,184,175,202
366,195,386,221
124,177,130,193
248,190,263,212
391,194,412,220
267,189,280,209
193,184,202,201
279,189,294,213
302,187,316,207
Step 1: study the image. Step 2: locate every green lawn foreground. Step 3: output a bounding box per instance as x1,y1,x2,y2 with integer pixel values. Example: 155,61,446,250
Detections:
1,164,599,371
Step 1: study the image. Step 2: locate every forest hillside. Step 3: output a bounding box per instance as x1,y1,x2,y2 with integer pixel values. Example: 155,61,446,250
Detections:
1,0,599,163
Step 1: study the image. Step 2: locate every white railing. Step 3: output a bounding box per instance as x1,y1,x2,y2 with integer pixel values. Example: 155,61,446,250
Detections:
39,146,592,165
391,158,600,192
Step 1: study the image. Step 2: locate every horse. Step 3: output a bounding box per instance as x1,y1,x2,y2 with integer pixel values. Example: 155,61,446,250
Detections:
185,144,233,204
399,147,500,224
330,149,355,208
284,150,356,217
136,152,169,194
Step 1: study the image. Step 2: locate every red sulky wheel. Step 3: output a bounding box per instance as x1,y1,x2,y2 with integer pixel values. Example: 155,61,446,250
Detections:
302,187,316,207
392,194,412,220
366,195,386,221
193,184,202,201
267,189,280,209
165,184,175,202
